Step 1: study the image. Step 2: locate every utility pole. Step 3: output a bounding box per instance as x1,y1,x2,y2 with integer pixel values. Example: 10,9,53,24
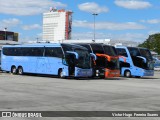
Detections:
92,13,98,41
36,37,39,43
4,27,7,40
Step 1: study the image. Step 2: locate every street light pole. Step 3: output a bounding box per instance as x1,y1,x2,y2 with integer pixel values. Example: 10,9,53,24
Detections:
92,13,98,41
4,27,7,40
36,37,39,43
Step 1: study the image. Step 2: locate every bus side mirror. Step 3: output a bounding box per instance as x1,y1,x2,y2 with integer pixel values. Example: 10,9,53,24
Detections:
137,56,146,63
66,51,78,59
90,53,97,60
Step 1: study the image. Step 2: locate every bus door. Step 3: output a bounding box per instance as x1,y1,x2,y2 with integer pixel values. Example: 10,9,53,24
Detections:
65,51,78,76
65,54,76,76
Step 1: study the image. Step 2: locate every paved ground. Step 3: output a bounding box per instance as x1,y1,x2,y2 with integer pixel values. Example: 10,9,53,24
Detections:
0,72,160,120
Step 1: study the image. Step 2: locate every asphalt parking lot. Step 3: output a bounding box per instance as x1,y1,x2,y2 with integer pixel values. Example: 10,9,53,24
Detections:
0,72,160,120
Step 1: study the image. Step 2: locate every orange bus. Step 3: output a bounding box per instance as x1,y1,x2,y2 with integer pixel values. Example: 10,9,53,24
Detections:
76,43,123,78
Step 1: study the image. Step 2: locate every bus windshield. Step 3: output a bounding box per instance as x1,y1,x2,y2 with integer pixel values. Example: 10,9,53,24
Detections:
128,47,141,56
105,59,119,70
74,49,91,69
103,45,117,56
139,48,153,61
128,47,154,70
90,44,104,54
128,47,144,68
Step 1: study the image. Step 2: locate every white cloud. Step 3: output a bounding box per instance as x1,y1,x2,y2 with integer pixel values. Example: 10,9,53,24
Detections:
72,32,94,39
72,32,147,42
22,24,41,30
148,30,160,35
73,20,146,30
78,2,109,13
111,33,147,42
19,33,43,43
114,0,152,9
0,18,21,30
140,19,160,24
0,0,67,15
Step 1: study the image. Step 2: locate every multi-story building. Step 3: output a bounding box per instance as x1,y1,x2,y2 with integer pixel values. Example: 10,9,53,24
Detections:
43,8,72,41
0,30,18,41
0,30,19,51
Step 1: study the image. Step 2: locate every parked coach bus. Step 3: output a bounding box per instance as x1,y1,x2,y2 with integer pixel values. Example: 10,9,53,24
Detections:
76,43,120,78
1,43,95,78
115,46,154,77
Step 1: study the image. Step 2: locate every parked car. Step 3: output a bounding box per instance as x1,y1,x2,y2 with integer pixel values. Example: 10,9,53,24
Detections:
154,66,160,71
153,57,160,71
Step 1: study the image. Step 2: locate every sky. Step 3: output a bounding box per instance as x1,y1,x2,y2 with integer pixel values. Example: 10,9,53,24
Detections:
0,0,160,43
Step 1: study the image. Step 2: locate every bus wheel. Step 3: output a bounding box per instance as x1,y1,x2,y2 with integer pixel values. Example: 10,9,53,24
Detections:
58,69,63,78
11,66,17,74
135,76,141,78
18,67,23,75
124,70,131,78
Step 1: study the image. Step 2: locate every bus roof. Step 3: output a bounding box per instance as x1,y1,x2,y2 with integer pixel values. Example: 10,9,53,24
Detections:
115,46,148,50
2,43,61,47
2,43,88,50
75,43,114,47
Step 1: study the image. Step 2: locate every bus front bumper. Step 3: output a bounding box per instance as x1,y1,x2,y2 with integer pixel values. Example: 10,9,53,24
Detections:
143,70,154,76
75,68,93,77
105,69,120,78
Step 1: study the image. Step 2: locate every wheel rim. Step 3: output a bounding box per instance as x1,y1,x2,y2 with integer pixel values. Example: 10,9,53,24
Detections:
18,68,23,75
59,70,63,78
60,71,63,78
12,67,16,74
126,71,131,77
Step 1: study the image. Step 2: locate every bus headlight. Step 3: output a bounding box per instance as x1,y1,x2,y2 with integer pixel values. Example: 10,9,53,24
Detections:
63,72,66,76
96,70,99,76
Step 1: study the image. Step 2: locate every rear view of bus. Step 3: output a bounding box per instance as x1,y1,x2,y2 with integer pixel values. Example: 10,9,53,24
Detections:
116,46,154,77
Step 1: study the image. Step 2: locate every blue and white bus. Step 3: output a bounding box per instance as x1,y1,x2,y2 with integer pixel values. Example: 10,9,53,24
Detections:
115,46,154,77
1,43,94,78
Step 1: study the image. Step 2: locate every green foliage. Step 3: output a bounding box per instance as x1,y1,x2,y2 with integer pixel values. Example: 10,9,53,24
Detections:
138,33,160,54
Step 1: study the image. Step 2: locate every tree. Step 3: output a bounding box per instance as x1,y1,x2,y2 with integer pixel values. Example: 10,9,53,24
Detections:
138,33,160,54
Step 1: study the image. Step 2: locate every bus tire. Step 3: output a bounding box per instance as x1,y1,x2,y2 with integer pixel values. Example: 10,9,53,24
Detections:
124,70,131,78
18,67,23,75
135,76,141,78
11,66,17,74
58,69,63,78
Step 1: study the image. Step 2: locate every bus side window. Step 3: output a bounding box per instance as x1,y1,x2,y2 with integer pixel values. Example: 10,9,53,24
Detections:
116,48,128,57
3,47,13,56
45,47,63,58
